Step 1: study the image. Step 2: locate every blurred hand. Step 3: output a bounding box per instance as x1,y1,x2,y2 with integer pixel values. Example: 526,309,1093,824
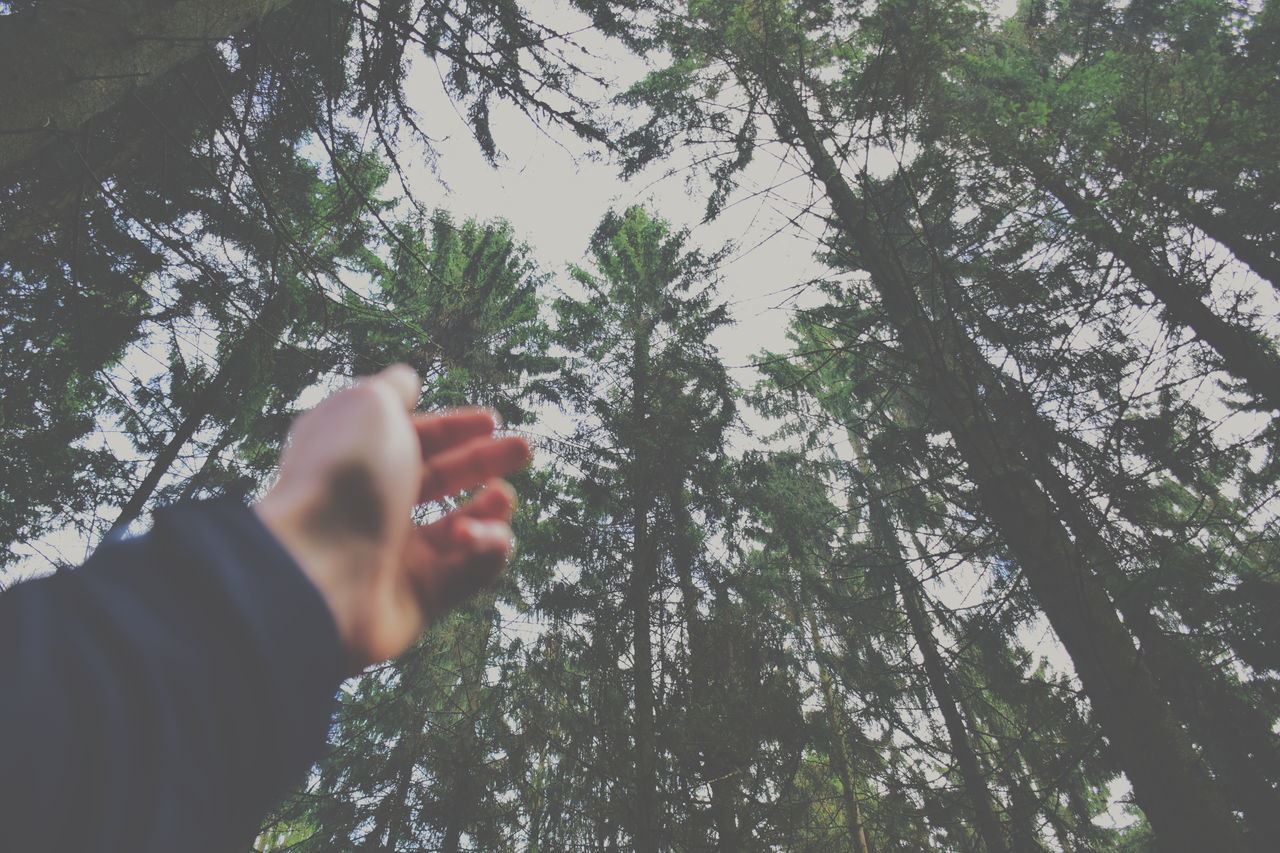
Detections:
254,365,530,671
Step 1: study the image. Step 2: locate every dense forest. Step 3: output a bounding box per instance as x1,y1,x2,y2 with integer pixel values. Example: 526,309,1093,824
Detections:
2,0,1278,850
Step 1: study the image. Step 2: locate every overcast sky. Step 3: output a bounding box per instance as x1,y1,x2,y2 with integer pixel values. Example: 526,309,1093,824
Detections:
390,5,835,377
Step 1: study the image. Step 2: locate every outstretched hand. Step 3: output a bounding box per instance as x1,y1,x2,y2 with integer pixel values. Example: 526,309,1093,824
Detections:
254,365,530,671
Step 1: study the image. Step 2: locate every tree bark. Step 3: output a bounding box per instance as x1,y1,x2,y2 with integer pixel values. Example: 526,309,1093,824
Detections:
852,435,1010,853
670,497,740,852
1023,163,1280,410
1034,462,1280,849
1156,188,1280,293
803,605,871,853
105,287,288,538
0,0,299,178
762,70,1247,850
629,305,660,853
0,49,227,264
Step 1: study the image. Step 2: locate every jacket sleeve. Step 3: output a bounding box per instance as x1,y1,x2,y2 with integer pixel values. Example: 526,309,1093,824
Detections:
0,498,346,853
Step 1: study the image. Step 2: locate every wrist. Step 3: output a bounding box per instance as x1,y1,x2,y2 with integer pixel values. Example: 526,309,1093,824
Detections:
253,485,376,670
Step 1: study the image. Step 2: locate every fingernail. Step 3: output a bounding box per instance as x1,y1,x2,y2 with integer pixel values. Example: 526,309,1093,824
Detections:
468,520,513,544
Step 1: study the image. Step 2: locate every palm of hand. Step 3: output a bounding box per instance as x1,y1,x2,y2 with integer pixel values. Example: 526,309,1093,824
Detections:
257,365,530,670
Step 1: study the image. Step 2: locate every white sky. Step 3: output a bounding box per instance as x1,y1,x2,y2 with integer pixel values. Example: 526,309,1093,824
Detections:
388,4,833,374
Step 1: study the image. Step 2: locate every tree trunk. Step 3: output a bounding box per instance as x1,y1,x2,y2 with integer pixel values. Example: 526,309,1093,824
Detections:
630,307,660,853
525,743,549,853
762,70,1246,849
886,561,1010,853
913,224,1280,846
1023,162,1280,410
0,0,298,178
105,287,288,538
913,199,1280,847
803,607,872,853
176,429,239,502
779,540,871,853
631,510,659,853
0,48,227,264
1156,188,1280,293
1034,463,1280,849
1104,103,1280,293
440,611,495,853
995,757,1050,853
105,378,223,538
670,497,740,852
360,732,417,851
852,435,1010,853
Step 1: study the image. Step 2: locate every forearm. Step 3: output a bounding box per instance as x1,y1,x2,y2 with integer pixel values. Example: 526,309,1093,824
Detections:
0,499,344,853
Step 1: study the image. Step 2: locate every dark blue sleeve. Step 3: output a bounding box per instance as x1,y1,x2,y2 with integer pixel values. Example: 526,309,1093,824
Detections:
0,498,346,853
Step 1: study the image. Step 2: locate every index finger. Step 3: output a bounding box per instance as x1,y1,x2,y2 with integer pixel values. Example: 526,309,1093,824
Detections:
419,435,531,503
414,409,498,456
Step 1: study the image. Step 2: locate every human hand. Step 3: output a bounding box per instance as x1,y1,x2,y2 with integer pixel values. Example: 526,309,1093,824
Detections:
254,365,530,671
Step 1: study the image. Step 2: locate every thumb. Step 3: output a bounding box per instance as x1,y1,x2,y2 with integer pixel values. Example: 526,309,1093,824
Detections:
373,363,421,413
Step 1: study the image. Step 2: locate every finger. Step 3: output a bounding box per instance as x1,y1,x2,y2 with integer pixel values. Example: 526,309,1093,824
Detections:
413,409,497,456
456,519,515,553
373,363,421,412
455,479,517,520
419,481,516,548
420,436,530,503
411,522,513,620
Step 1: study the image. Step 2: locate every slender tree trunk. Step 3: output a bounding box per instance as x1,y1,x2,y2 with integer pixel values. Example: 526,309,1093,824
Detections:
105,287,288,538
670,497,740,852
989,750,1049,853
630,308,660,853
176,430,239,502
679,576,740,852
0,0,300,178
762,70,1246,849
803,608,872,853
780,541,871,853
1033,464,1280,849
106,379,223,538
378,764,415,852
526,743,549,853
894,566,1009,853
440,611,496,853
631,516,659,853
913,216,1280,844
1155,188,1280,292
1022,162,1280,410
440,792,466,850
852,436,1010,853
1103,105,1280,292
360,730,417,852
905,520,1062,853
